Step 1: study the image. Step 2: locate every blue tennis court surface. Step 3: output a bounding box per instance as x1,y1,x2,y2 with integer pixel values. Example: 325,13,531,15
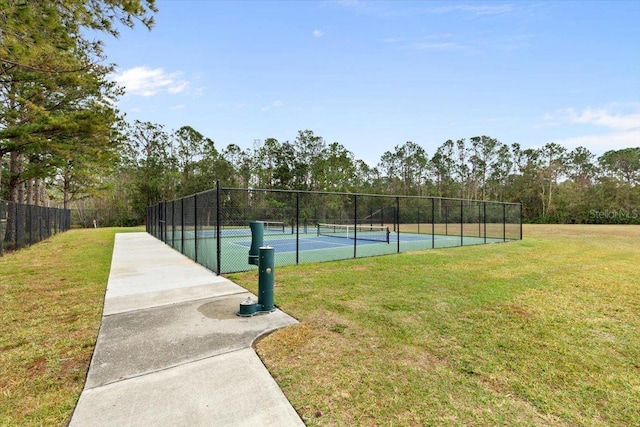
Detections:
230,232,466,254
232,235,391,253
165,228,508,273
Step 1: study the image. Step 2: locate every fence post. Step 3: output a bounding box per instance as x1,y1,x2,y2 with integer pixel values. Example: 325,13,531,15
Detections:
295,192,300,265
194,195,198,263
181,198,185,254
431,198,435,249
0,201,4,256
353,194,358,258
396,197,400,253
216,180,221,274
503,203,507,242
164,202,167,242
159,202,164,242
483,202,487,244
172,200,176,248
27,204,32,247
445,205,448,236
14,203,18,250
520,202,523,240
478,203,481,238
460,199,464,246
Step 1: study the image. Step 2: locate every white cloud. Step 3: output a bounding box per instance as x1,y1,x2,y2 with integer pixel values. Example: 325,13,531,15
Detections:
428,4,513,15
333,1,513,18
542,104,640,153
562,107,640,130
261,100,284,112
313,29,325,38
167,81,189,95
457,4,513,15
553,129,640,153
386,33,462,51
114,66,190,97
411,41,461,50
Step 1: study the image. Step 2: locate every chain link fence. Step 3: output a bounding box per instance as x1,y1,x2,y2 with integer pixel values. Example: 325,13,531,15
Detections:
147,183,522,274
1,200,71,256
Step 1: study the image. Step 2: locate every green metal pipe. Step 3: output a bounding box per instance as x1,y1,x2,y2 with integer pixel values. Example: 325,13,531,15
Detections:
248,221,264,266
258,246,275,312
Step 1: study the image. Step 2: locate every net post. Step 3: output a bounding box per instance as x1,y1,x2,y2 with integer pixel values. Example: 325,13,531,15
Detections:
370,207,373,227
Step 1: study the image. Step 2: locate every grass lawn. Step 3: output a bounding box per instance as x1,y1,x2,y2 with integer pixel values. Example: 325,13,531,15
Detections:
0,227,141,426
229,224,640,426
1,225,638,426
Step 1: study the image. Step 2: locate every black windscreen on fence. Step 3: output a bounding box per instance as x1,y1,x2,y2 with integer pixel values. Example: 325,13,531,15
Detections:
0,200,71,256
147,183,522,274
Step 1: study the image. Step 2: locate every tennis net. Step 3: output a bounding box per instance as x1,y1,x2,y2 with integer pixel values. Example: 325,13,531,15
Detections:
262,220,286,233
317,223,390,243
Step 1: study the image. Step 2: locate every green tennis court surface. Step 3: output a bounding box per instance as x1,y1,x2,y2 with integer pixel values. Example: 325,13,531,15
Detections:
148,186,522,274
168,230,506,273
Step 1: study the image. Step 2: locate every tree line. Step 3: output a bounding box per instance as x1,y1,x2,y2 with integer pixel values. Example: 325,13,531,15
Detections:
1,1,638,226
0,0,155,209
110,123,639,225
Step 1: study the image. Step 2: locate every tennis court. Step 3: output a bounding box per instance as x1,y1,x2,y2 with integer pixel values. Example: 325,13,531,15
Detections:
171,225,506,273
148,185,522,274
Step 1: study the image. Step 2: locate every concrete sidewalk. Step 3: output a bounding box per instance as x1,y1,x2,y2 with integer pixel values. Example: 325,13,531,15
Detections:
69,232,304,427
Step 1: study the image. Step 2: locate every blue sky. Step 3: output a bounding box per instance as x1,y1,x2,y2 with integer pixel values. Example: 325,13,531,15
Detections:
104,0,640,165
